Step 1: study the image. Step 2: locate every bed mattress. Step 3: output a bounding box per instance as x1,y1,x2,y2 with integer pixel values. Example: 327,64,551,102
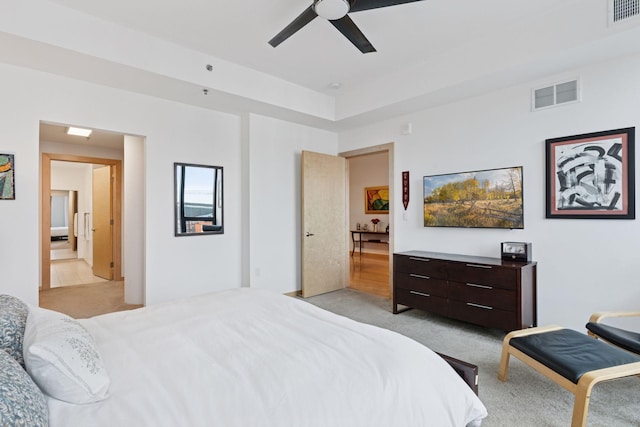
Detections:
47,288,487,426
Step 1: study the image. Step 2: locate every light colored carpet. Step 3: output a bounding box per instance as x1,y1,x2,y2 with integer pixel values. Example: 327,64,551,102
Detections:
39,281,142,319
305,288,639,427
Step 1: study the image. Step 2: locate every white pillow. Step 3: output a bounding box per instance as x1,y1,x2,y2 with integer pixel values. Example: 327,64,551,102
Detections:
23,306,110,404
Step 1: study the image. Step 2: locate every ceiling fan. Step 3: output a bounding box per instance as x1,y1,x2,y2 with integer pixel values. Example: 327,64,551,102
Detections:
269,0,425,54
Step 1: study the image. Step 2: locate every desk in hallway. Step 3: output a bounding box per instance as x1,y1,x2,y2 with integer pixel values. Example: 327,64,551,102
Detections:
351,230,389,256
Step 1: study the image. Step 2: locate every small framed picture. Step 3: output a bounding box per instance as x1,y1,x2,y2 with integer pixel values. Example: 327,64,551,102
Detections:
545,128,635,219
364,186,389,214
0,154,15,200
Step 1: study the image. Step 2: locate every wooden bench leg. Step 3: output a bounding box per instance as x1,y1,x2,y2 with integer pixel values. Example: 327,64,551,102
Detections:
498,342,511,382
571,363,640,427
498,326,563,382
571,386,590,427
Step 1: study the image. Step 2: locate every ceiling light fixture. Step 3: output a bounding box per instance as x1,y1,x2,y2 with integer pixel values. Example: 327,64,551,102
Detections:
67,127,92,137
314,0,350,20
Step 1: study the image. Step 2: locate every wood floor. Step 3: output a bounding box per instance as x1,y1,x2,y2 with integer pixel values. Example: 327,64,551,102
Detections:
50,239,76,261
41,243,139,318
50,258,108,288
39,281,142,319
349,252,390,298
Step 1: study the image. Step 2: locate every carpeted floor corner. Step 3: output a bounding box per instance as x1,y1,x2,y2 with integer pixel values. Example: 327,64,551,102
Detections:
304,288,639,427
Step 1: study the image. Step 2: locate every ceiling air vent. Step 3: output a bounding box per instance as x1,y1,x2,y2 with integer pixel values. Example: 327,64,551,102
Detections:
608,0,640,25
532,79,580,111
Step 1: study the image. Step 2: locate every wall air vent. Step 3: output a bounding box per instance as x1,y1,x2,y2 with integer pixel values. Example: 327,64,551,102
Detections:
608,0,640,25
532,79,580,111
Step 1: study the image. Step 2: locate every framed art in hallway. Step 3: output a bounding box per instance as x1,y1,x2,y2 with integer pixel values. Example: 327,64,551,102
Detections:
364,185,389,214
0,153,14,200
545,127,635,219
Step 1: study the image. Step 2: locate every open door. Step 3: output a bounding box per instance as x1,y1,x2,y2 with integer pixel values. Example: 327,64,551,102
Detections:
92,166,113,280
301,151,347,298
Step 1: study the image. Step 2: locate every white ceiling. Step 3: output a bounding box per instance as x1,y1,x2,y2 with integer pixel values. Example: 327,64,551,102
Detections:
47,0,567,93
6,0,640,130
45,0,571,93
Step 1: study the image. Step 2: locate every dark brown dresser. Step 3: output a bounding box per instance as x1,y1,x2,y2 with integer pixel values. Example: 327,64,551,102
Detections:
393,251,537,331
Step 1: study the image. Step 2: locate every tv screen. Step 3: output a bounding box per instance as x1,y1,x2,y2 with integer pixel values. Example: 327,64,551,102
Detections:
423,166,524,229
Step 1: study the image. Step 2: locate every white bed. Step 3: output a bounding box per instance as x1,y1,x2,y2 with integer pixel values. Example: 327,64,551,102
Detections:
50,226,68,239
40,289,487,426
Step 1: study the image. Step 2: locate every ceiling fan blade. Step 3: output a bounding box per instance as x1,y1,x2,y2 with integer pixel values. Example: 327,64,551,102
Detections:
269,6,318,48
330,15,376,53
349,0,425,13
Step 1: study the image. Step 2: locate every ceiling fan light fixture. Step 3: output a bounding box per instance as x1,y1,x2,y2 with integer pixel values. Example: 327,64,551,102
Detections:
314,0,350,20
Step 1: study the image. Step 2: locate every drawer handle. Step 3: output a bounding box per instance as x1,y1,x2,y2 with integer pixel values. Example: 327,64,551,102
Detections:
465,283,493,290
466,302,493,310
410,274,431,280
409,257,431,262
466,263,492,269
410,290,430,298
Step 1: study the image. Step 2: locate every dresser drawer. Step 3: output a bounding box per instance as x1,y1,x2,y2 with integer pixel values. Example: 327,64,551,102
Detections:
447,262,517,289
448,281,516,311
394,255,448,278
395,273,448,297
393,251,536,331
395,288,448,317
448,300,517,331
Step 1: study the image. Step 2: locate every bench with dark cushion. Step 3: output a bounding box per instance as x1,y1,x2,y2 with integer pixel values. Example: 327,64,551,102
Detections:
498,325,640,427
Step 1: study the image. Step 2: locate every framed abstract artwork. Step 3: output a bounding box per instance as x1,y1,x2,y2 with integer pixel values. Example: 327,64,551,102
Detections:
545,127,635,219
0,153,15,200
364,186,389,214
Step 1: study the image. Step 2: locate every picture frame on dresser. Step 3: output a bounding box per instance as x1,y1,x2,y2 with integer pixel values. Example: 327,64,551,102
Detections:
545,127,635,219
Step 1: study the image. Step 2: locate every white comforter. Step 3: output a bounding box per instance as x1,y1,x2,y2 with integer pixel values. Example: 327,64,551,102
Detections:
47,288,487,427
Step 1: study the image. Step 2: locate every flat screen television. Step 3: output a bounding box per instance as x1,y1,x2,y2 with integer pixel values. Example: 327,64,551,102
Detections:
423,166,524,229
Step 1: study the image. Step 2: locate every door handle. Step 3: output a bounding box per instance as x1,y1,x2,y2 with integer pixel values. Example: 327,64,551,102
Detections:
305,232,315,237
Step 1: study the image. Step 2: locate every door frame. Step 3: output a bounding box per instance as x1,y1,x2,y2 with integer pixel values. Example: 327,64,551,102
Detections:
41,153,122,289
339,143,395,297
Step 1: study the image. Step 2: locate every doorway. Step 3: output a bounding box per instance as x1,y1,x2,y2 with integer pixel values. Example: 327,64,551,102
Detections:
41,154,122,290
341,144,394,300
50,189,78,262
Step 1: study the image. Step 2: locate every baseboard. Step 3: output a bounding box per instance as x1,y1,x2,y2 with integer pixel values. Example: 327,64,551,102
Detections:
284,290,302,298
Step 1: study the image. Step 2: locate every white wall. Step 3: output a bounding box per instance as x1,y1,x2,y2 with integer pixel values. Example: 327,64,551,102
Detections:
124,135,145,304
248,114,338,294
50,192,67,227
0,62,242,305
349,152,389,254
339,52,640,331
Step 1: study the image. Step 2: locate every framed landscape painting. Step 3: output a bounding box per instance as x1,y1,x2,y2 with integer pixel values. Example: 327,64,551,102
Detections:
423,166,523,229
545,127,635,219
